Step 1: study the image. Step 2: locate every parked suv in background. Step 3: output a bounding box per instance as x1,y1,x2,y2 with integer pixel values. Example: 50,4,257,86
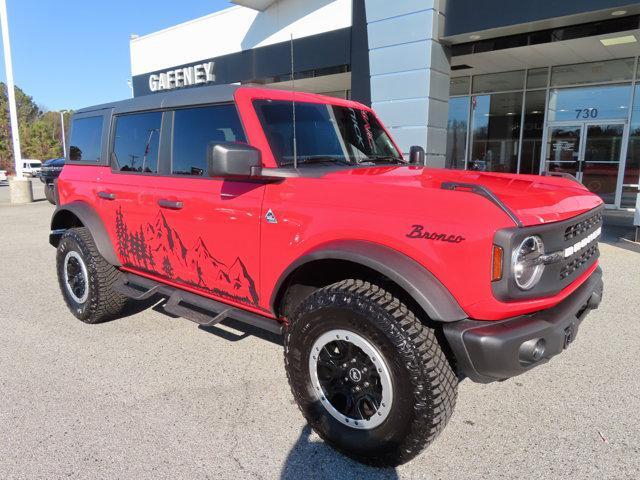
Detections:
49,85,604,466
22,159,42,177
39,157,65,204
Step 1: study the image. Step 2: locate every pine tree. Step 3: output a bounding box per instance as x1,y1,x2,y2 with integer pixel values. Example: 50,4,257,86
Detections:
162,256,174,277
138,225,148,269
115,207,129,263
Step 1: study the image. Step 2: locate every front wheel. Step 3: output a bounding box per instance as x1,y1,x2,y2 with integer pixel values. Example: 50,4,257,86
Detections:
284,279,458,466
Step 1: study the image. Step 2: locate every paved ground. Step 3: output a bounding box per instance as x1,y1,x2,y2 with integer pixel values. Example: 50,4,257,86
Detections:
0,185,639,479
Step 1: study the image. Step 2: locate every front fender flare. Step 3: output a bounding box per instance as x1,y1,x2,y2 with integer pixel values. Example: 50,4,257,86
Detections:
50,201,121,267
271,240,467,322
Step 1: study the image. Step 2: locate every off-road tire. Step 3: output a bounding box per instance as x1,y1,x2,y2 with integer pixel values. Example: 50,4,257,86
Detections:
284,279,458,466
56,227,128,324
44,184,56,204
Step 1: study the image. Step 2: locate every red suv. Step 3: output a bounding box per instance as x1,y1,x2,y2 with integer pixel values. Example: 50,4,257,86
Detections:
50,85,604,466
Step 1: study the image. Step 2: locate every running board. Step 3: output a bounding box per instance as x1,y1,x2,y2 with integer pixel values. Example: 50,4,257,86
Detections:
114,273,284,335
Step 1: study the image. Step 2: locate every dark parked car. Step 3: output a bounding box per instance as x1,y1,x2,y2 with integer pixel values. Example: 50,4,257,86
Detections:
39,157,65,204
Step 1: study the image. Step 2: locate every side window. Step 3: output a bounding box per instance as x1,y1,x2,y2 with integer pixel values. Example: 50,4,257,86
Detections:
112,111,162,173
69,116,103,162
172,104,246,176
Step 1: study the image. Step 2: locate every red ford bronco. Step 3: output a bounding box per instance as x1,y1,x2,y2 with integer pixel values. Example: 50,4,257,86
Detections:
50,85,604,466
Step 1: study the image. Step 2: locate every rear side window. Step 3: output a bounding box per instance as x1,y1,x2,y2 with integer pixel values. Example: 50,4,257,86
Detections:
69,116,103,162
172,105,246,176
112,112,162,173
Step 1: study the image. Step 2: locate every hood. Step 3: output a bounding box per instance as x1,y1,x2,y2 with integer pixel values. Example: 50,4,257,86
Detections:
327,166,603,227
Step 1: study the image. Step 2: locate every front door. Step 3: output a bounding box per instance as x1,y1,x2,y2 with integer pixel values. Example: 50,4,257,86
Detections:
544,121,627,206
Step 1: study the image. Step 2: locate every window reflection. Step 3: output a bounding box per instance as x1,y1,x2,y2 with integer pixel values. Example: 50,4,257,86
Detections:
446,97,469,169
551,58,634,87
112,112,162,173
472,70,524,94
469,92,522,173
624,86,640,208
450,76,470,96
548,84,631,122
519,91,546,174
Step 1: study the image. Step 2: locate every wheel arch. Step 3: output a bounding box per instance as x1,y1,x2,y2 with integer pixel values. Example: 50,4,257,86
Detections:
50,201,121,267
271,240,467,323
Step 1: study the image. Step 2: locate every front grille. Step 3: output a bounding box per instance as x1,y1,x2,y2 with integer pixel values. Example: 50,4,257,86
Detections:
560,243,598,280
493,205,603,301
564,212,602,241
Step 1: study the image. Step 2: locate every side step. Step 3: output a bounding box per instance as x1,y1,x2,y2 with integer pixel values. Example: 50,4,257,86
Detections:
114,273,284,335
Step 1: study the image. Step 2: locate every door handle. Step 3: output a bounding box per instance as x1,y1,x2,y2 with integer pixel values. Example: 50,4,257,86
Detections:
158,199,183,210
97,191,116,200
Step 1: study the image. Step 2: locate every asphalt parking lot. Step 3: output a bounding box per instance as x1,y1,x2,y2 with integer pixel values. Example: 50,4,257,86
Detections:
1,182,639,479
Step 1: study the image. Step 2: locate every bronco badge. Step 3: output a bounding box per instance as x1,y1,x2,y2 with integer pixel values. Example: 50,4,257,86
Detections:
406,224,465,244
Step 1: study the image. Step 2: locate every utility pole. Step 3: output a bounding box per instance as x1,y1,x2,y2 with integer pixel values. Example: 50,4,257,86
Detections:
0,0,32,203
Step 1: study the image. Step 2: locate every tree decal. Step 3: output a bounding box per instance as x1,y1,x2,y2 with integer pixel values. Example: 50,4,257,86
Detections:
114,209,261,307
115,207,130,264
162,256,173,277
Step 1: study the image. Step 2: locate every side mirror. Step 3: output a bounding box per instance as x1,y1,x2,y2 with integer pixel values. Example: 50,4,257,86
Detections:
409,145,425,165
207,142,262,178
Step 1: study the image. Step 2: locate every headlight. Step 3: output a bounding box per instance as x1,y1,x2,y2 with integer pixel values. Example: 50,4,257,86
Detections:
512,235,545,290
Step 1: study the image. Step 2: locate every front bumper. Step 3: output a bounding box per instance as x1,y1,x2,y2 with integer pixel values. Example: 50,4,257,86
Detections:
443,266,603,383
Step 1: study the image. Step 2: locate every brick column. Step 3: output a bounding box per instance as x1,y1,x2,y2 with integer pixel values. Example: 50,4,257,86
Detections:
365,0,450,166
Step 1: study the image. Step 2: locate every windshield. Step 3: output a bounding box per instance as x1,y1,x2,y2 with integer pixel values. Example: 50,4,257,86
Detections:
254,100,402,166
30,162,41,168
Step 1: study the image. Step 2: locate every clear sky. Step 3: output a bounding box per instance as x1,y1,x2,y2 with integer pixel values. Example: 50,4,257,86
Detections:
0,0,233,111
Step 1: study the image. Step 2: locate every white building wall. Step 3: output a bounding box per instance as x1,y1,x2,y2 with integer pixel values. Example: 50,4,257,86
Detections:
366,0,450,164
130,0,352,76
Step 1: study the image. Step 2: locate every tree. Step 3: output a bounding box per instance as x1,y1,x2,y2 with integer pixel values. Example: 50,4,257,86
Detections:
0,82,71,173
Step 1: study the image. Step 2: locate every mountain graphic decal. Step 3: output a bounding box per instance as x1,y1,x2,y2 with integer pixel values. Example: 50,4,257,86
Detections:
114,206,259,306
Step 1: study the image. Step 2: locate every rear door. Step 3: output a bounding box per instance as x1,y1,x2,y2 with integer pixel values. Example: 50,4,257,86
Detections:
98,110,166,274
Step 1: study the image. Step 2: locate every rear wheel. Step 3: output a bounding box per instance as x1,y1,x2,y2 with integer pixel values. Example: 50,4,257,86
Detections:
56,227,128,323
284,279,458,466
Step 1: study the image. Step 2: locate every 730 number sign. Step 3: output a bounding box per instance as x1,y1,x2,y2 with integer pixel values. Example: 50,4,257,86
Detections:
575,108,598,119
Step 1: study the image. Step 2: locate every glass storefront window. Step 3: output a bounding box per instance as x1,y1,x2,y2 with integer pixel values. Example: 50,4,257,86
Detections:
472,70,524,94
624,85,640,208
551,58,635,87
519,90,546,175
450,76,470,96
547,84,631,122
446,96,469,169
526,68,548,89
469,92,522,173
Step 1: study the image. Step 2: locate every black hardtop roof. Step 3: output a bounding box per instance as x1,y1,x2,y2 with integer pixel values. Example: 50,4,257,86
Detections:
75,84,242,115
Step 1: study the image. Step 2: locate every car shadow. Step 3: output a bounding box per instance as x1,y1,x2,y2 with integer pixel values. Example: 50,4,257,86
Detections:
280,425,399,480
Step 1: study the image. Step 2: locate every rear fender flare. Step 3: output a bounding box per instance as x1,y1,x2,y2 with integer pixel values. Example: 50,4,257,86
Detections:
50,201,121,267
271,240,467,322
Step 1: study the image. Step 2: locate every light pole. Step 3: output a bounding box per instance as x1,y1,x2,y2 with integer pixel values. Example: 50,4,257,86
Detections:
59,109,68,156
0,0,32,203
0,0,21,177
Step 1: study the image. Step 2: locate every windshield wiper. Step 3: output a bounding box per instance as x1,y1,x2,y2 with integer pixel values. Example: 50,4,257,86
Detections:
368,155,406,164
282,156,353,166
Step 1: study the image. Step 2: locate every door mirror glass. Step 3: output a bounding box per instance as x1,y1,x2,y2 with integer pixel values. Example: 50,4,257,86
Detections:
207,142,262,178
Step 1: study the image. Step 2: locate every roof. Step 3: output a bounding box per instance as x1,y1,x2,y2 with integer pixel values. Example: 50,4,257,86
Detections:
75,84,370,116
75,84,241,115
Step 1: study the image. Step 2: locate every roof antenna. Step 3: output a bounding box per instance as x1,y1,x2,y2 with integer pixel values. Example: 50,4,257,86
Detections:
290,33,297,169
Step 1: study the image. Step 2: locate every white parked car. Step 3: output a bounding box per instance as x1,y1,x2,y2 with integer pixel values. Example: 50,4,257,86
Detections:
0,170,6,182
22,159,42,177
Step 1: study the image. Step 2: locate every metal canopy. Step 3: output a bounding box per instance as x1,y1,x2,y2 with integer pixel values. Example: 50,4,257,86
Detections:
231,0,278,11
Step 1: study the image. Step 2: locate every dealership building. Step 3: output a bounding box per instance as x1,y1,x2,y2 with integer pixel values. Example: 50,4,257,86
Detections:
130,0,640,210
